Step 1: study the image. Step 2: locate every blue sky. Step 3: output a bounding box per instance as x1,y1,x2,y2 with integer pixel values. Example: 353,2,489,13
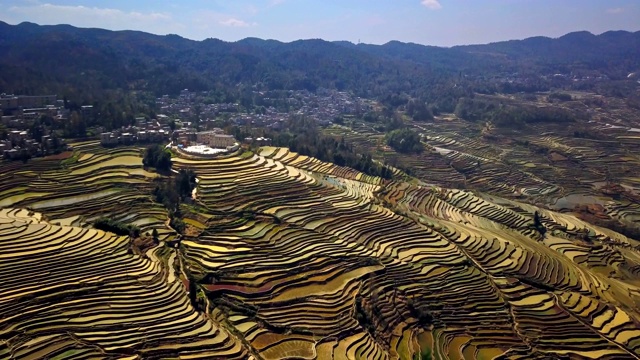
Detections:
1,0,639,46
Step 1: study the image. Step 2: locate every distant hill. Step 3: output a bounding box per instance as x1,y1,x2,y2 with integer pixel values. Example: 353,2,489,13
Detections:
456,30,640,77
1,21,639,99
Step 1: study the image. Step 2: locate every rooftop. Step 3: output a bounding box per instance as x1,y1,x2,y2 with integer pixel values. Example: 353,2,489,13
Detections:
183,145,228,156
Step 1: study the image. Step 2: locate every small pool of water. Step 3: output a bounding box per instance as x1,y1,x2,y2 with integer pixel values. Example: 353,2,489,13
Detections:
550,193,609,210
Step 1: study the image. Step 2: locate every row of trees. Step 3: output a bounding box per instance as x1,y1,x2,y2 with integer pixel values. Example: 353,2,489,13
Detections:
264,117,394,179
406,100,435,122
93,217,141,237
454,97,577,127
143,145,198,234
152,168,197,234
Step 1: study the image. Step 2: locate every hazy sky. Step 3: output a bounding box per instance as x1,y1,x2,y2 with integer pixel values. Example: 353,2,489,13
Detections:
1,0,639,46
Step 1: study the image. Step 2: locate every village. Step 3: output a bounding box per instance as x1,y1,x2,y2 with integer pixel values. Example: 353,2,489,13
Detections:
0,93,70,160
0,88,373,160
156,88,374,130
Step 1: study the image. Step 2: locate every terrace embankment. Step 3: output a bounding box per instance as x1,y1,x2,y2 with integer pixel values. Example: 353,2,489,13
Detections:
326,114,640,240
173,146,640,359
1,144,640,359
0,208,247,359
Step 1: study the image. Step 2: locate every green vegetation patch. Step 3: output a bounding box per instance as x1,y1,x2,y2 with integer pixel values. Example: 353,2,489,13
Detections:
93,217,141,237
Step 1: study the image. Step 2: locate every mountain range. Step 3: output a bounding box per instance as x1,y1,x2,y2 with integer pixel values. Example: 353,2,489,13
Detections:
1,21,639,99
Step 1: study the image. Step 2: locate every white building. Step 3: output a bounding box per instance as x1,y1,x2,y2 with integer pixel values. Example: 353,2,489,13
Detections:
100,132,117,145
196,131,236,149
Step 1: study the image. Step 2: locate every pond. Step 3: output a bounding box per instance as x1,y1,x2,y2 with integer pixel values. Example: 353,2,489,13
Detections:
433,146,454,155
550,193,609,210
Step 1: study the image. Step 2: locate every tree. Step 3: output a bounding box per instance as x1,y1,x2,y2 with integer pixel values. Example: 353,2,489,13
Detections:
407,100,434,122
67,110,86,137
534,211,542,227
170,218,186,234
533,211,547,237
93,217,140,237
20,151,31,164
176,169,196,199
143,144,172,172
51,135,61,153
29,119,44,142
193,104,202,131
385,128,423,154
152,229,159,243
157,151,172,171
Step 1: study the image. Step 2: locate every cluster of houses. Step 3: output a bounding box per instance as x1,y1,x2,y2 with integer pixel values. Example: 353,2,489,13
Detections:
154,88,374,131
2,94,59,129
0,94,58,111
0,94,94,127
232,89,374,130
100,126,171,146
195,130,237,149
1,88,374,159
1,130,66,160
100,116,184,146
0,94,71,160
156,90,239,121
99,120,241,155
231,112,287,129
97,110,246,153
243,136,272,146
231,89,374,128
291,88,373,122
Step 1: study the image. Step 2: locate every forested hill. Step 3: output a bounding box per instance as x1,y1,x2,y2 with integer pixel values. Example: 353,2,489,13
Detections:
1,21,639,101
456,30,640,77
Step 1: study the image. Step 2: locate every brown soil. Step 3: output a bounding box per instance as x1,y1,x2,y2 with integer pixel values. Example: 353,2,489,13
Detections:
548,151,568,162
184,224,202,237
599,183,640,203
574,203,609,220
44,151,74,160
130,235,157,255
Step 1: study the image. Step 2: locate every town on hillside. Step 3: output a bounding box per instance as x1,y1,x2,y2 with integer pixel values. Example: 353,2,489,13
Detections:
1,88,374,160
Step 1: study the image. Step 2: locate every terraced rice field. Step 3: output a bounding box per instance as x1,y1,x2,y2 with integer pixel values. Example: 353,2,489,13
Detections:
0,143,171,239
2,143,640,359
437,120,640,230
0,208,246,359
327,117,640,234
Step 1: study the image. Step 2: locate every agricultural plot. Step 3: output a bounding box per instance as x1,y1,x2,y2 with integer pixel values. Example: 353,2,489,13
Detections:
0,208,246,359
329,116,640,235
1,144,640,359
0,142,171,239
412,119,640,232
174,147,640,359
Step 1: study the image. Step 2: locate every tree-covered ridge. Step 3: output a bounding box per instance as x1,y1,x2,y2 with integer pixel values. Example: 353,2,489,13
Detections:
1,21,638,103
264,117,395,179
454,97,578,126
